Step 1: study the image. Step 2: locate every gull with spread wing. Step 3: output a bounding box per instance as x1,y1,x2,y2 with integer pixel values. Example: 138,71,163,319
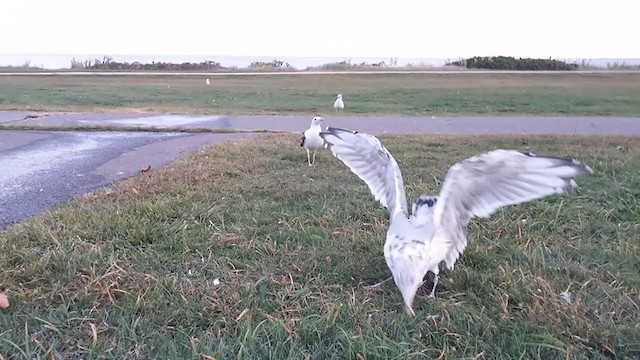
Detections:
319,127,593,316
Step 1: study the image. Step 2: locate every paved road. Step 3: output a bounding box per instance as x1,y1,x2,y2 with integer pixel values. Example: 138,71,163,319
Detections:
3,111,640,136
2,110,639,229
0,130,256,229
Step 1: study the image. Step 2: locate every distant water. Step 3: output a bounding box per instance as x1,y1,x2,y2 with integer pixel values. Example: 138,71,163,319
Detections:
1,53,639,69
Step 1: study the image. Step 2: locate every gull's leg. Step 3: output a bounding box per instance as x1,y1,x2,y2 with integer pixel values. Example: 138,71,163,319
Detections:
311,150,317,165
404,285,422,316
306,149,312,166
427,273,439,299
363,276,393,291
404,303,416,316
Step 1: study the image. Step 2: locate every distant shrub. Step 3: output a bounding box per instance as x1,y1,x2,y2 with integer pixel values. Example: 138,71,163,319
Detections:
310,61,358,71
306,58,397,71
247,59,293,71
0,59,42,71
447,56,579,71
70,56,226,71
607,61,640,70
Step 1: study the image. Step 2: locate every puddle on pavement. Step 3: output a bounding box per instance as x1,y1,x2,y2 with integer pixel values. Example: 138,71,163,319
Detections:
109,115,225,127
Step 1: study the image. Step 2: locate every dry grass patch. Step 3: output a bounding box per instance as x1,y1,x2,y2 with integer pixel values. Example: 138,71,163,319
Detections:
1,134,639,359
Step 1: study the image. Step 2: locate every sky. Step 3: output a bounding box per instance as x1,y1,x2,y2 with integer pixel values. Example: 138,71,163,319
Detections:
1,0,638,59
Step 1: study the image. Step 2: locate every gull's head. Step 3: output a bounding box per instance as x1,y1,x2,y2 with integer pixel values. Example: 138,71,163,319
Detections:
311,116,324,126
411,195,438,223
336,94,342,99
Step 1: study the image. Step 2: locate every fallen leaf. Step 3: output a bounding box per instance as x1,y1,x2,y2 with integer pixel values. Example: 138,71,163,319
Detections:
0,293,9,309
90,323,98,347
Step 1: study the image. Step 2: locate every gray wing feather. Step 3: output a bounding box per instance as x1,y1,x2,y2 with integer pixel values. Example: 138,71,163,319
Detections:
319,127,409,219
432,149,593,269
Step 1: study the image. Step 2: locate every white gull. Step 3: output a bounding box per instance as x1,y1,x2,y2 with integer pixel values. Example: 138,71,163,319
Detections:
333,94,344,112
319,127,594,315
299,116,325,166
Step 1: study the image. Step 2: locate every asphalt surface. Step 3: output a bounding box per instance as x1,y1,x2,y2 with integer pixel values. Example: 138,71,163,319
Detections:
1,110,640,229
3,111,640,136
0,129,256,229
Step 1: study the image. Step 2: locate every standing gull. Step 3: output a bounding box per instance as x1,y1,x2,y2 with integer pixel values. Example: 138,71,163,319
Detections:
299,116,325,166
333,94,344,112
319,127,593,316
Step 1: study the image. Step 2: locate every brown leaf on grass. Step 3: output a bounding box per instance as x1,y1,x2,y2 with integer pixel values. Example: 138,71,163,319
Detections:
0,293,9,309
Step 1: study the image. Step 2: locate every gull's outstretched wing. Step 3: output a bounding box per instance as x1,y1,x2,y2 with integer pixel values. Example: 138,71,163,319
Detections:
319,127,409,219
431,149,593,268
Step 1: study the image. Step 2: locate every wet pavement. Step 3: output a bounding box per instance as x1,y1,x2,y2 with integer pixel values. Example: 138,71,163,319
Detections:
0,129,257,229
1,110,639,229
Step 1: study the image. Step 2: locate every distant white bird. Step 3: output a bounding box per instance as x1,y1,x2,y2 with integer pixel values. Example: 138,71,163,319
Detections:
319,127,593,316
206,78,211,85
333,94,344,112
299,116,325,166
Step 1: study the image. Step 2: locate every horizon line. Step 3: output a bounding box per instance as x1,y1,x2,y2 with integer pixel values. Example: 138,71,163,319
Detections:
2,53,640,60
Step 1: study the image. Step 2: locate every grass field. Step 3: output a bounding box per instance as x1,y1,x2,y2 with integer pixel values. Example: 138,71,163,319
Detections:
2,73,640,116
1,134,639,359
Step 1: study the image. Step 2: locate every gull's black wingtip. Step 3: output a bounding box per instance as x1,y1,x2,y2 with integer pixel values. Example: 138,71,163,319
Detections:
321,126,359,136
319,127,362,148
521,150,594,175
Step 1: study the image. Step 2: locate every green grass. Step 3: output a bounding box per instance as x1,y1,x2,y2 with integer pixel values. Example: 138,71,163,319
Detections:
1,73,640,115
1,134,640,359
